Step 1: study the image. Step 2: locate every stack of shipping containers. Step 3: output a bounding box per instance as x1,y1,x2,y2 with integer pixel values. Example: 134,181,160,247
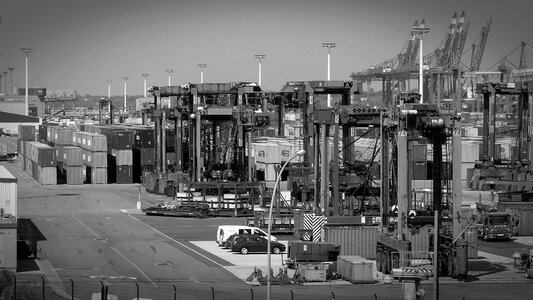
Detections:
132,127,155,184
24,141,56,185
106,129,134,184
75,131,108,184
50,126,84,185
17,125,35,171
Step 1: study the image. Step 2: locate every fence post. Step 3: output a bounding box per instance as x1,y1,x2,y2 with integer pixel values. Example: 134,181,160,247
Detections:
331,291,335,300
136,282,139,300
12,274,16,300
100,282,104,300
41,276,45,300
250,288,253,300
290,290,293,300
70,279,74,300
211,286,214,300
173,285,176,300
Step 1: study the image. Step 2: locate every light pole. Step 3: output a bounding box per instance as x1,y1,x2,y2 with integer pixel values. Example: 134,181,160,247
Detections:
412,19,430,103
122,77,129,113
0,73,3,95
166,69,173,86
267,150,305,300
8,67,14,95
322,43,335,107
198,64,207,84
142,73,149,97
2,71,6,95
254,55,266,86
21,48,33,116
106,80,112,98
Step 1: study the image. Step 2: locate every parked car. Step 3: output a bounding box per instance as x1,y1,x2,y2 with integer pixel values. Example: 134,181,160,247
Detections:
216,225,276,247
230,234,286,255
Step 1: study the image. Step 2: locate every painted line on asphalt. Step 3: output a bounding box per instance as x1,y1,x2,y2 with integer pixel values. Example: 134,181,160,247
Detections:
126,214,226,268
110,246,158,288
73,215,157,287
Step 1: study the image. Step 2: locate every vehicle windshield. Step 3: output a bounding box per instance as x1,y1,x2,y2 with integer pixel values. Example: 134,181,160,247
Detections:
489,215,510,225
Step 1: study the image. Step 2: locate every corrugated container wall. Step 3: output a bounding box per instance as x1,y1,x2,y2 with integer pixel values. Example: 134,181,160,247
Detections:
18,125,36,141
0,166,17,217
323,226,378,259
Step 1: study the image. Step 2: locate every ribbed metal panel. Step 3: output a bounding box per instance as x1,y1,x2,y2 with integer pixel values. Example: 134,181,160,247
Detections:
323,226,378,259
406,225,432,253
0,166,17,217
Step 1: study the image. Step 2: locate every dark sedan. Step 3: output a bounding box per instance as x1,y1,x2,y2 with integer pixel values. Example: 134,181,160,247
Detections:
230,235,286,255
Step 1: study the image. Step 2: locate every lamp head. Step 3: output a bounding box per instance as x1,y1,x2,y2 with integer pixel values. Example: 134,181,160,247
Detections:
296,150,306,156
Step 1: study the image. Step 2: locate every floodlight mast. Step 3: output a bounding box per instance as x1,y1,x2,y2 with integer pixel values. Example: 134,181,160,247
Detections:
254,55,266,86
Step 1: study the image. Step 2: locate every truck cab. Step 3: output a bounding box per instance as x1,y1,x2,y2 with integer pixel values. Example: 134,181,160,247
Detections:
477,212,513,241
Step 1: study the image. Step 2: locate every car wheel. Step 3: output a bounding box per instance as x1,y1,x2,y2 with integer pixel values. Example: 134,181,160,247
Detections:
240,247,249,255
272,246,281,254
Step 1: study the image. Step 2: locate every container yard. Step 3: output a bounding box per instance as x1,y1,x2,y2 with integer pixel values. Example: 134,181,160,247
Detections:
1,3,533,300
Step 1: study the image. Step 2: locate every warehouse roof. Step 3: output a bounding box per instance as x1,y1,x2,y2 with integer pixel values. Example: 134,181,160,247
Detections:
0,111,40,123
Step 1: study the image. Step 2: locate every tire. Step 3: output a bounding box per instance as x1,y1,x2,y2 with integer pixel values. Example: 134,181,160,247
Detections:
240,247,249,255
376,251,383,273
272,247,281,254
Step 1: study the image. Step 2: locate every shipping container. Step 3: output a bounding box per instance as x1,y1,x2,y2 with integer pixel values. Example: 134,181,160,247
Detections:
64,165,83,185
54,127,77,146
74,132,107,152
0,143,6,157
31,161,38,180
36,166,57,185
0,166,17,217
116,165,133,184
25,141,55,167
18,125,36,141
336,256,375,283
86,166,107,184
323,226,378,259
58,146,82,166
111,131,134,150
287,240,340,262
133,128,154,148
133,147,154,165
111,149,133,166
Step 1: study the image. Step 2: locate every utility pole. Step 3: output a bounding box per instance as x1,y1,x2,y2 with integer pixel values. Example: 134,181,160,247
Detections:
322,43,335,107
198,64,207,84
8,67,14,95
254,55,266,86
122,77,129,113
0,73,3,95
21,48,34,116
412,19,430,103
142,73,149,97
166,69,173,86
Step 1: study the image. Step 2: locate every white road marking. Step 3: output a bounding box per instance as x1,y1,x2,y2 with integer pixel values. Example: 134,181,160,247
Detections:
72,215,157,287
127,214,226,268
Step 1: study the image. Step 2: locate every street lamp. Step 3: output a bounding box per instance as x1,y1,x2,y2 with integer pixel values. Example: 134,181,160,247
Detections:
122,77,129,113
21,48,33,116
412,19,430,103
198,64,207,83
141,73,149,97
106,80,112,98
8,67,14,95
322,43,335,107
267,150,305,300
2,71,7,95
254,55,266,86
166,69,173,86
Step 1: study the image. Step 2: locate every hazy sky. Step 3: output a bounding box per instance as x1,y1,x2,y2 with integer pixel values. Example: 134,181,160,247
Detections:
1,0,532,96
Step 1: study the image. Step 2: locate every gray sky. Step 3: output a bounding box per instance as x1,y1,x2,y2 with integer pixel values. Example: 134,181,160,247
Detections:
1,0,532,96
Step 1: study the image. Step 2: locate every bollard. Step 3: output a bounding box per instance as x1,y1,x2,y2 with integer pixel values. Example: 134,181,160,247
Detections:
41,276,45,300
331,292,335,300
290,290,294,300
250,288,253,300
70,279,74,300
211,286,214,300
100,282,105,300
173,285,176,300
136,282,139,300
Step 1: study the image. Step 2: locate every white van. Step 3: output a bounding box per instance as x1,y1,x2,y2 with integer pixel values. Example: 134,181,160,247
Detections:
216,225,277,247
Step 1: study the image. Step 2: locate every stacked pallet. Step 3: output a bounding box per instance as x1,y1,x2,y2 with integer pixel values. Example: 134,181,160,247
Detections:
25,141,57,185
74,131,108,184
